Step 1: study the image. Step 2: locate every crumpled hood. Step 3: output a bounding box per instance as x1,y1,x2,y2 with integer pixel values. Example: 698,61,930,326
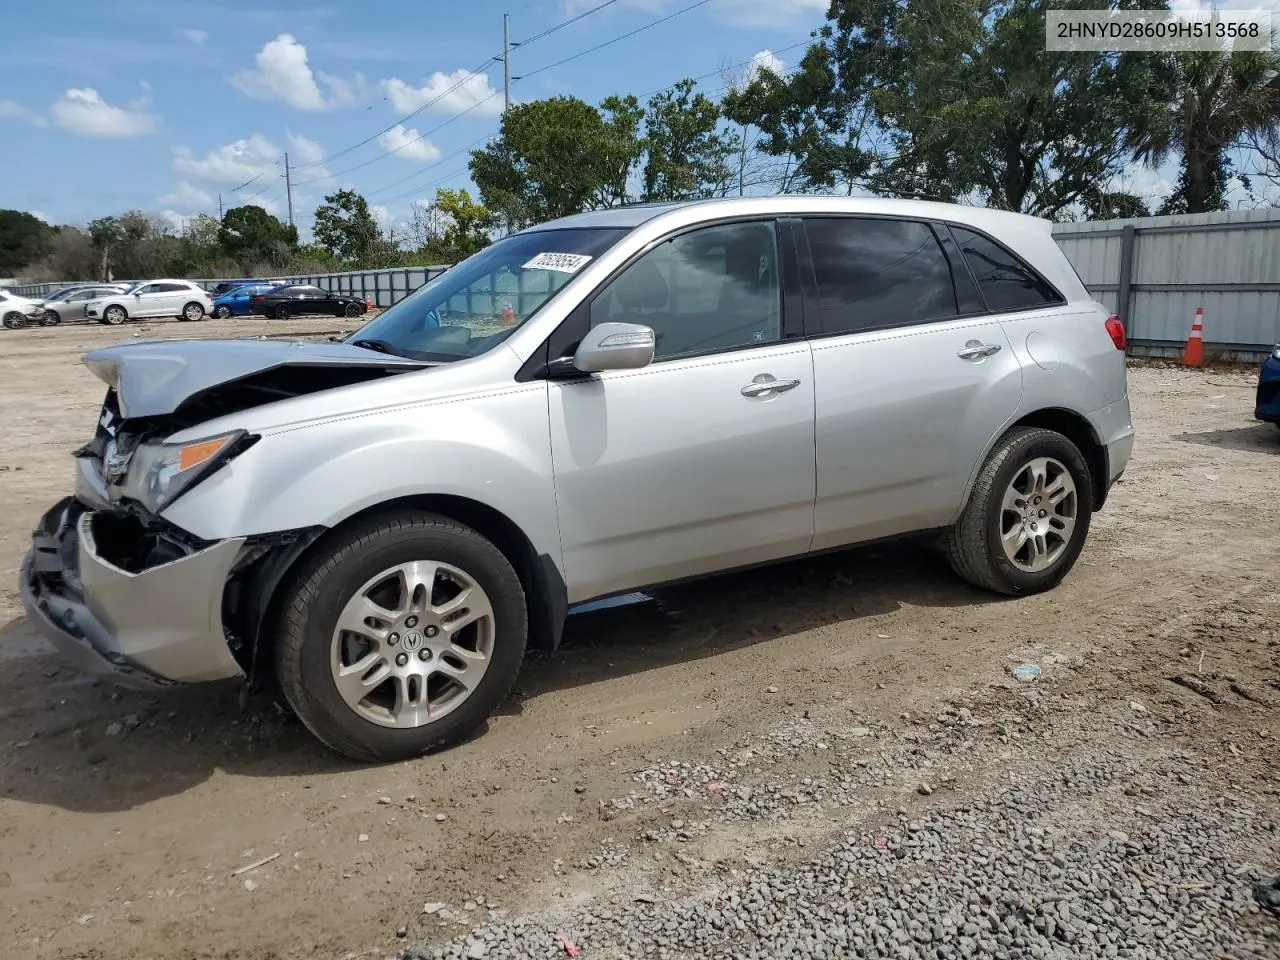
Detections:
82,337,428,419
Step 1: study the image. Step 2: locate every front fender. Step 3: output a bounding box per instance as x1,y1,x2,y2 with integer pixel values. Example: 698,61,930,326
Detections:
160,382,562,570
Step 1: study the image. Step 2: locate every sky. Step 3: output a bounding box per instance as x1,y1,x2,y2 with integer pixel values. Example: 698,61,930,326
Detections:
0,0,1275,240
0,0,821,239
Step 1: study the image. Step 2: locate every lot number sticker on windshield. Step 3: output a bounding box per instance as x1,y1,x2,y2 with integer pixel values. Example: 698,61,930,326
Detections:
522,252,593,274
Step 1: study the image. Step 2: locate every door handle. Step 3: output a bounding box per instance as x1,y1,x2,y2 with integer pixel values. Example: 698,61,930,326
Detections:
741,375,801,397
957,340,1002,361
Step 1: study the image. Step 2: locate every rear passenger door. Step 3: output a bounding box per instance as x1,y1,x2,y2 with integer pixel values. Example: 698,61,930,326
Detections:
796,216,1024,550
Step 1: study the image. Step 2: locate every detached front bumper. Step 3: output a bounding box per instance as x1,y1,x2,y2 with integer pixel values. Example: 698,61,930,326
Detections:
19,497,248,689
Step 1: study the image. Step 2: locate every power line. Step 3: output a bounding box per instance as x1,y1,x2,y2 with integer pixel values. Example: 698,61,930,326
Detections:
513,0,622,47
515,0,715,83
365,134,495,200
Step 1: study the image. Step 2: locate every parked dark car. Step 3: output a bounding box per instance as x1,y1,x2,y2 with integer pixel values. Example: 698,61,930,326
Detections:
1256,344,1280,432
251,284,372,319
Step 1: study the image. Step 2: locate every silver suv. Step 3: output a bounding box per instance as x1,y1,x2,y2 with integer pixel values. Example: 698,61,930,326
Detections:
20,198,1134,762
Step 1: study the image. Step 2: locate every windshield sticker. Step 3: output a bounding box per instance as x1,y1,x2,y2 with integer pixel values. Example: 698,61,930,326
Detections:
522,252,593,274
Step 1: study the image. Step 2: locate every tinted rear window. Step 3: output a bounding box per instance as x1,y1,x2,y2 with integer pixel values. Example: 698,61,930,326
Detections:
803,217,959,334
949,226,1062,312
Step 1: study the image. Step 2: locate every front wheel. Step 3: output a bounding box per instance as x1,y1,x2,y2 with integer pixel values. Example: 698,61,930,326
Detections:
343,302,362,318
213,305,232,319
945,426,1093,596
3,312,26,329
274,513,528,762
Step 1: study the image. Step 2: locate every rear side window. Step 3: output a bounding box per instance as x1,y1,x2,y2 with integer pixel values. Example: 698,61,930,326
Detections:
949,226,1062,312
802,217,958,335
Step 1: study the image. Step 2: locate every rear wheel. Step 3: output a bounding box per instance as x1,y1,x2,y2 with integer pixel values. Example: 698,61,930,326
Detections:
103,305,127,325
274,303,290,320
945,427,1093,596
181,301,205,321
2,312,25,329
274,512,528,763
41,310,61,326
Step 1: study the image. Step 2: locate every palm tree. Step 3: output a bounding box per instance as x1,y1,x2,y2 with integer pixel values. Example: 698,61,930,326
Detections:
1128,47,1280,213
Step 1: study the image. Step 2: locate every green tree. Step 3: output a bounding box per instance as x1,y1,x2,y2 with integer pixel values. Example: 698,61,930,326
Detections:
88,216,122,280
725,0,1167,216
469,96,645,230
312,188,390,265
642,79,736,201
1128,49,1280,214
410,188,494,263
0,210,56,276
218,205,298,268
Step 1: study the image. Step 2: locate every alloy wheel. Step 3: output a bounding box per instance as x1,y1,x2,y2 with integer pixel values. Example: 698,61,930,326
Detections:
999,456,1077,573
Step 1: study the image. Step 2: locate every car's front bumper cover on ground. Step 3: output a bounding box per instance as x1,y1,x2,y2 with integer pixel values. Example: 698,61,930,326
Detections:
19,496,247,689
1255,354,1280,424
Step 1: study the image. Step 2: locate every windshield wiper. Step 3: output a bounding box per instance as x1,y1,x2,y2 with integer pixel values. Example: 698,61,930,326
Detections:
350,338,402,356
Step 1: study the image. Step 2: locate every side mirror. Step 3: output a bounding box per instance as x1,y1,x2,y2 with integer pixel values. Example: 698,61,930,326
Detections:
571,322,656,373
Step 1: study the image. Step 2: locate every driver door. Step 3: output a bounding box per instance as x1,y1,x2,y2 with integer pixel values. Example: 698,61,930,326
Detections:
546,219,817,604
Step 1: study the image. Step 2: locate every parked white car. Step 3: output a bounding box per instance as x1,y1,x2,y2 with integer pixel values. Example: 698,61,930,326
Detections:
85,280,214,325
0,290,48,328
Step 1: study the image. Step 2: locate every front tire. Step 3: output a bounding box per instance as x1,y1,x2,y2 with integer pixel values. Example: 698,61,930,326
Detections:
274,512,528,763
213,305,232,319
945,426,1093,596
344,302,362,318
103,305,127,325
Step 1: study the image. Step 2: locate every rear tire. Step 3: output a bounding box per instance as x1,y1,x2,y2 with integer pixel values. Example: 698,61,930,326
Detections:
182,302,205,321
3,312,26,329
41,310,61,326
945,427,1093,596
274,512,528,763
273,304,290,320
103,305,127,325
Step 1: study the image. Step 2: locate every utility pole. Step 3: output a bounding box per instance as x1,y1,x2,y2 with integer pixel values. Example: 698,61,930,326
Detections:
217,193,224,220
284,152,295,228
503,13,511,113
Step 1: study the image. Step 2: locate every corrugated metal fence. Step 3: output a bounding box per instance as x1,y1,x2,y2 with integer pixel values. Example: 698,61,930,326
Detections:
6,209,1280,358
1051,208,1280,361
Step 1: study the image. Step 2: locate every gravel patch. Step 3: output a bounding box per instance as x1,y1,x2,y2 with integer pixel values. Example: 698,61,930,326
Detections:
402,744,1280,960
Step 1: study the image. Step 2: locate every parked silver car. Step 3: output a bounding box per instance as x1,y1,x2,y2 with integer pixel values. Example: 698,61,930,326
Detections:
20,197,1134,762
41,285,130,325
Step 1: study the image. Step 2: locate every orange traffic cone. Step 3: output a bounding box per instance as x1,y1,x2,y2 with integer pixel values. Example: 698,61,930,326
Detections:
1182,307,1204,367
501,300,516,325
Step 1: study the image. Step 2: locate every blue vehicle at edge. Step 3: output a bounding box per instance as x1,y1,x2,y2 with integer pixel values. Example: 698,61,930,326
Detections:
1256,342,1280,432
211,282,280,318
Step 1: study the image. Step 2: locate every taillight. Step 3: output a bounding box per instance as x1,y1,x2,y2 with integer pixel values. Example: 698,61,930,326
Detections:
1104,314,1126,351
253,295,264,304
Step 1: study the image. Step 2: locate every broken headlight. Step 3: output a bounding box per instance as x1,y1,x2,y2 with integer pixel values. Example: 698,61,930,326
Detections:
131,430,255,513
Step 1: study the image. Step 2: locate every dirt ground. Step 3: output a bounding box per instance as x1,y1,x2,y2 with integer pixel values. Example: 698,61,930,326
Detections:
0,317,1276,960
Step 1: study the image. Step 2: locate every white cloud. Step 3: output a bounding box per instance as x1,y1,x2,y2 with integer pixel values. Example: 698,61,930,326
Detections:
159,181,215,210
377,124,442,162
232,33,358,111
748,49,786,78
0,99,27,119
382,69,503,117
370,204,391,225
49,87,157,138
29,210,50,224
181,27,208,45
173,132,281,184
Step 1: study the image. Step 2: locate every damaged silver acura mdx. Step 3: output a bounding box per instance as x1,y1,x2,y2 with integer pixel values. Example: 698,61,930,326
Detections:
20,197,1134,762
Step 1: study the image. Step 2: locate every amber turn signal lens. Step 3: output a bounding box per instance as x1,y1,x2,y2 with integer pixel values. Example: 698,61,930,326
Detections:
177,437,230,471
